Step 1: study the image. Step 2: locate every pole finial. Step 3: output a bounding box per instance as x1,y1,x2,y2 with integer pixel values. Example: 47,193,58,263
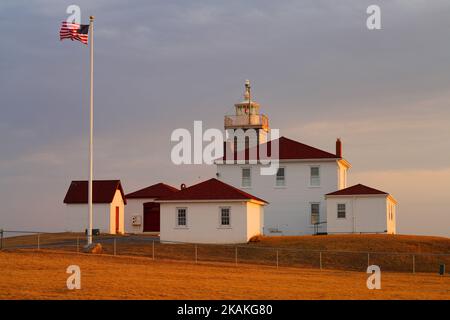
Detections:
90,16,95,21
244,79,251,100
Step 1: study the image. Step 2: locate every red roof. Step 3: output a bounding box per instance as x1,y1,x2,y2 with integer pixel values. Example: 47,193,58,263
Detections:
219,136,339,162
126,183,179,199
157,178,268,204
326,184,389,196
63,180,127,204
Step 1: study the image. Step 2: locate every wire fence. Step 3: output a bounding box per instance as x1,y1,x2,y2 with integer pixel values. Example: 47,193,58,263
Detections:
1,230,449,274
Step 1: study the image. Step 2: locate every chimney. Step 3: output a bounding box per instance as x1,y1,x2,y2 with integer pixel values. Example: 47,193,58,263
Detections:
336,138,342,158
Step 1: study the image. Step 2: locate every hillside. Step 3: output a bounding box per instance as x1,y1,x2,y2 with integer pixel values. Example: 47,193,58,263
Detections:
1,250,449,300
250,234,450,254
2,233,449,273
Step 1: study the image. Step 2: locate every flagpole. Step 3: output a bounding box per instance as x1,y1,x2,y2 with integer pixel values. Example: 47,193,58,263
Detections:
87,16,94,246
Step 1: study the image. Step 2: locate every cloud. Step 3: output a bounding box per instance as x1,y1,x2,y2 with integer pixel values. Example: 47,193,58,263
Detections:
1,0,450,236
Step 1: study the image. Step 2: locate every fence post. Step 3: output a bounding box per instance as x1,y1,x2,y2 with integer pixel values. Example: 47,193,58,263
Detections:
152,240,155,261
114,238,117,256
37,233,40,250
413,255,415,274
320,252,322,270
195,245,198,264
77,237,79,253
0,229,3,250
235,247,238,266
276,250,279,269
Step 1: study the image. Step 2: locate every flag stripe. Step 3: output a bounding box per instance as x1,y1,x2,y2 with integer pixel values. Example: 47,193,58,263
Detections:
59,21,89,45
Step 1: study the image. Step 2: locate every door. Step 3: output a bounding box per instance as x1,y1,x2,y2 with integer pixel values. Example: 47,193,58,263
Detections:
143,202,160,232
115,206,120,234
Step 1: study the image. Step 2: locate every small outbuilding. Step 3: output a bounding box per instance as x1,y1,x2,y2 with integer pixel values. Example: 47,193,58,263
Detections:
124,183,179,234
156,178,268,244
325,184,397,234
63,180,126,234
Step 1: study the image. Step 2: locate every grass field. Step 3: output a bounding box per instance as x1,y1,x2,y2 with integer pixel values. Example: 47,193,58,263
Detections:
0,250,449,300
3,233,450,273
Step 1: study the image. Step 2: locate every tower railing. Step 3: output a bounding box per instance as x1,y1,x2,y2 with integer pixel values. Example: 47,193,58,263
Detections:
224,114,269,130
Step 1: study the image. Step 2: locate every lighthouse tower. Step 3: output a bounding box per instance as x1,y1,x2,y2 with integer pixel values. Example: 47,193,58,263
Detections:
224,80,269,151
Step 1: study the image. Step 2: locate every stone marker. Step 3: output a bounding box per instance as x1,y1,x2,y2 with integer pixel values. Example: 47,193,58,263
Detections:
83,243,103,254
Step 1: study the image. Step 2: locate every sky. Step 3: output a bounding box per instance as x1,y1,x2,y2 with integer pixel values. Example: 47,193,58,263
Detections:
0,0,449,237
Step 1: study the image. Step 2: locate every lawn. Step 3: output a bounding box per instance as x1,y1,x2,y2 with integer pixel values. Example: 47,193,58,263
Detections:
2,233,450,273
0,250,448,300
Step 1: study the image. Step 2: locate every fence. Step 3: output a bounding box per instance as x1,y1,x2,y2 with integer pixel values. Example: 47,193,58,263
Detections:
1,230,449,274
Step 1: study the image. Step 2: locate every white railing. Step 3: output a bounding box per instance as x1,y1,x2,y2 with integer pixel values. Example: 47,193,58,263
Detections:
224,114,269,130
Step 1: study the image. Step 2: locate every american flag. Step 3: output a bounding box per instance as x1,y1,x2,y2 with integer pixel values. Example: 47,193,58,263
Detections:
60,21,89,45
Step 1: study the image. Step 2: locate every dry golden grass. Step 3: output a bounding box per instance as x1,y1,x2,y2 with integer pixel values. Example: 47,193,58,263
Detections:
6,233,449,252
0,250,449,300
2,232,132,247
252,234,450,253
3,233,450,273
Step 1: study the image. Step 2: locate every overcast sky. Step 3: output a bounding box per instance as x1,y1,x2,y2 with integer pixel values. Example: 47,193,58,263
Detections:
1,0,449,237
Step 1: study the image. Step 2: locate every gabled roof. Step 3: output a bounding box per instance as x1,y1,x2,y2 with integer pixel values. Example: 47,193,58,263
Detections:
326,184,388,196
274,136,339,159
157,178,268,204
125,183,179,199
63,180,127,204
219,136,340,162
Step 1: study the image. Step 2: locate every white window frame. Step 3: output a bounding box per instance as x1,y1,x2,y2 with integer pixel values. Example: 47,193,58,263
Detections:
218,207,232,228
241,167,252,188
175,207,188,228
310,202,320,225
337,203,346,219
309,166,321,187
275,167,286,187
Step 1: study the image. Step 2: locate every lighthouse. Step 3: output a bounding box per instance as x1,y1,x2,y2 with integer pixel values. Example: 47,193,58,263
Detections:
224,80,269,151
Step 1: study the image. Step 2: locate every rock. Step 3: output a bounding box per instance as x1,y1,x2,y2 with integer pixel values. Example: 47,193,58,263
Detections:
83,243,103,254
248,235,262,243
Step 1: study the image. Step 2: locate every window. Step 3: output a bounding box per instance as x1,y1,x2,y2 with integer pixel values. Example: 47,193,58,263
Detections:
220,207,231,227
310,166,320,186
242,168,251,187
337,204,346,219
310,203,320,224
276,167,286,186
176,208,187,227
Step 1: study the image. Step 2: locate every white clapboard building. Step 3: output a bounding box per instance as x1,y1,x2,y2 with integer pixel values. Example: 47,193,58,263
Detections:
68,81,398,240
63,180,126,234
124,183,179,234
325,184,397,234
216,81,397,235
156,178,267,244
